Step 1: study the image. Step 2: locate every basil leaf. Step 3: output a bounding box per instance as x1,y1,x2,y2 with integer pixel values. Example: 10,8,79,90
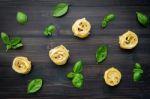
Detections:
1,32,10,45
16,11,28,25
133,62,143,82
11,37,21,46
73,60,83,73
96,45,107,63
136,12,149,27
101,14,115,28
106,14,115,21
43,25,56,36
135,63,141,69
12,43,23,49
101,21,107,28
133,69,143,74
66,72,75,79
27,79,43,94
133,72,142,82
74,73,84,80
72,74,84,88
52,3,69,17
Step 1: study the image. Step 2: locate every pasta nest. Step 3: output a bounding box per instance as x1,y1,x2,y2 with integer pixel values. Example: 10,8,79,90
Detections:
12,56,32,74
104,67,122,86
119,31,138,49
72,18,91,38
49,45,70,65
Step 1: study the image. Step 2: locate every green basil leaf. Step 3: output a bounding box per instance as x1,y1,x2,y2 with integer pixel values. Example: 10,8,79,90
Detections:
72,74,84,88
105,14,115,22
133,69,143,74
43,25,56,36
101,14,115,28
96,45,107,63
12,43,23,49
52,3,69,17
16,11,28,25
133,62,143,82
74,73,84,80
101,21,107,28
136,12,149,27
1,32,10,45
27,79,43,94
11,37,21,46
66,72,75,79
133,72,142,82
73,60,83,73
135,63,141,69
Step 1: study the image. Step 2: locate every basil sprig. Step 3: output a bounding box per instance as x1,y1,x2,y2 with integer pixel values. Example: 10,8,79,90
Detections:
136,12,149,27
16,11,28,25
52,3,69,17
96,45,108,63
66,60,84,89
27,79,43,94
101,13,115,28
1,32,23,51
43,25,56,36
133,63,143,82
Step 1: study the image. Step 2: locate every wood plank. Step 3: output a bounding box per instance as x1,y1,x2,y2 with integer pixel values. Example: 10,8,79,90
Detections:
0,0,150,99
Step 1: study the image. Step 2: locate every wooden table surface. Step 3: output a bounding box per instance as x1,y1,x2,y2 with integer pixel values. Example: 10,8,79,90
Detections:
0,0,150,99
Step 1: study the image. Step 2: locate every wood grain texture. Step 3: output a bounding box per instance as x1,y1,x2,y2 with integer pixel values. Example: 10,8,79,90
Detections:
0,0,150,99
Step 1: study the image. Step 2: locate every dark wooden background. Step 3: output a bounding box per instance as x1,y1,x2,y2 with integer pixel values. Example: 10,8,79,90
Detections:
0,0,150,99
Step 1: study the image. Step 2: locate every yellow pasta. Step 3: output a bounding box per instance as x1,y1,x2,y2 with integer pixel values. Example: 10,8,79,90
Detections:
72,18,91,38
49,45,70,65
12,56,31,74
104,67,122,86
119,30,138,49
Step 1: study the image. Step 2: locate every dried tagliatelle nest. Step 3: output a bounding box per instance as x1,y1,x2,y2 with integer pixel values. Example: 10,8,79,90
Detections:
72,18,91,38
119,30,138,49
49,45,70,65
12,56,32,74
104,67,122,86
